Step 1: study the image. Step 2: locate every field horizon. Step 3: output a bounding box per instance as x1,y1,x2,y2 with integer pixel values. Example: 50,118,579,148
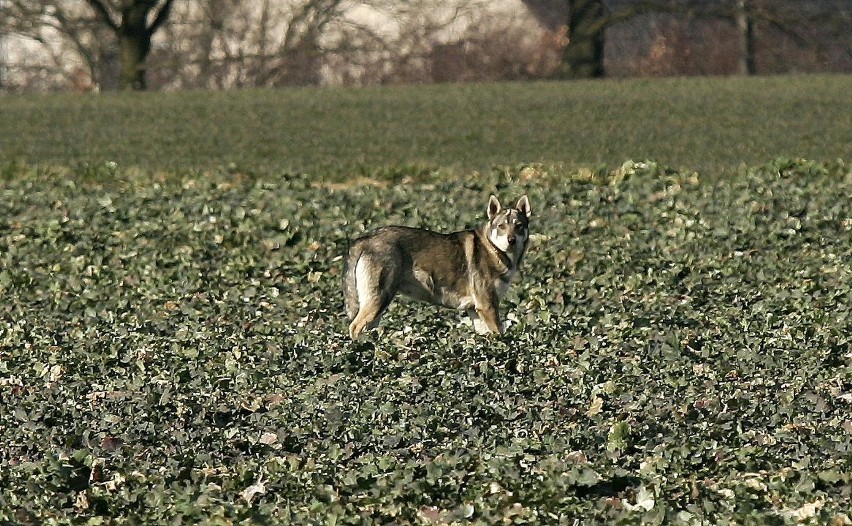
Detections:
1,74,850,179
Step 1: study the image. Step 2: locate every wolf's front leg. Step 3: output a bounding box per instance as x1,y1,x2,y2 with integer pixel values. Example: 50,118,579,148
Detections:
474,305,503,335
467,309,491,335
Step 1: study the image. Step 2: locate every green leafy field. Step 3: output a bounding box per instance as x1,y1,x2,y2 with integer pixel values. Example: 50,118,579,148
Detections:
2,74,851,176
1,159,850,524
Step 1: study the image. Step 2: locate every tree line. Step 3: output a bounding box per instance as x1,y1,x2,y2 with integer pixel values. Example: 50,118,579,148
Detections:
1,0,849,92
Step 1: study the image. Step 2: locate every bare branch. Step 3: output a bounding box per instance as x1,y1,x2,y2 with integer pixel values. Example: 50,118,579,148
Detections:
148,0,174,36
83,0,119,32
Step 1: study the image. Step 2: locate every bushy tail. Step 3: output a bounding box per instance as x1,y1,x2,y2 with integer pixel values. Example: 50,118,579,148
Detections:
343,242,362,320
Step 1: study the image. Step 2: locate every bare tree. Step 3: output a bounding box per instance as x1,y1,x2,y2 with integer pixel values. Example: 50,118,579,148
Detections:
1,0,360,90
522,0,852,78
153,0,364,89
83,0,174,90
1,0,173,90
735,0,755,74
520,0,662,79
337,0,555,85
375,0,489,83
2,1,105,90
3,0,848,90
563,0,607,78
167,0,520,88
685,0,849,76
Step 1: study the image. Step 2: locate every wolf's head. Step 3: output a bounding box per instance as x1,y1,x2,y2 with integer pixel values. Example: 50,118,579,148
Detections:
486,195,532,265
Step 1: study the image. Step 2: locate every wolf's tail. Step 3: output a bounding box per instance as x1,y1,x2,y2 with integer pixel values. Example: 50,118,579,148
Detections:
343,241,362,320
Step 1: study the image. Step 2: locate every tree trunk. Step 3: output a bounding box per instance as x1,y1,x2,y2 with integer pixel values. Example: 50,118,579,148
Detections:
559,0,607,79
118,31,151,90
118,3,153,90
736,0,756,75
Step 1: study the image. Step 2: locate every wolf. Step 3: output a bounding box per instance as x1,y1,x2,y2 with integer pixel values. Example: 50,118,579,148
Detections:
343,195,531,339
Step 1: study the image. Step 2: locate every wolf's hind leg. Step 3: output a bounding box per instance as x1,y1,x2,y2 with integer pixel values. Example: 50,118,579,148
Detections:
349,298,390,339
348,255,395,339
344,251,362,320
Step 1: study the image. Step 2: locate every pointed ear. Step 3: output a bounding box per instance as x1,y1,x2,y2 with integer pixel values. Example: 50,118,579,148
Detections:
516,195,531,218
487,195,501,220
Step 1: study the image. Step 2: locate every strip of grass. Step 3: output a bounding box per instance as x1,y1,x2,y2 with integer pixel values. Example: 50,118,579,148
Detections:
2,75,850,178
